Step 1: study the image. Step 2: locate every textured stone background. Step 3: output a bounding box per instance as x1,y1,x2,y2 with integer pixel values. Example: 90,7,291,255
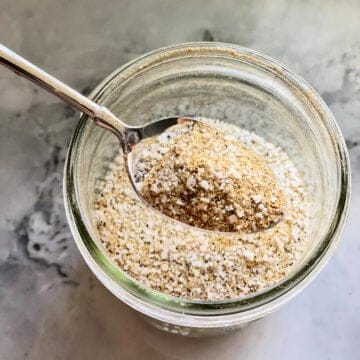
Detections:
0,1,359,359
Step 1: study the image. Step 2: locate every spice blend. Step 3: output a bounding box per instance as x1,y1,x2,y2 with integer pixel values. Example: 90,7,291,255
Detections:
95,119,309,301
134,122,285,233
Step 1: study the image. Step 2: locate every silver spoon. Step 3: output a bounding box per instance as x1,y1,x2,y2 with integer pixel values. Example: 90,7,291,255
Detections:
0,44,183,188
0,44,283,234
0,44,181,154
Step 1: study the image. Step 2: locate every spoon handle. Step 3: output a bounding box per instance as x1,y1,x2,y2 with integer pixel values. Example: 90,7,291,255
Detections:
0,43,125,134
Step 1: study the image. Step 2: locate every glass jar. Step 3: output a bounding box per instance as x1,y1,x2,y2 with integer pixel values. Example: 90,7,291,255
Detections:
64,42,350,336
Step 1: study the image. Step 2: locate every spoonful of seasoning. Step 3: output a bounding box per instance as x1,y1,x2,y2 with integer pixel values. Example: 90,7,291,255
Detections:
133,119,285,233
0,44,284,233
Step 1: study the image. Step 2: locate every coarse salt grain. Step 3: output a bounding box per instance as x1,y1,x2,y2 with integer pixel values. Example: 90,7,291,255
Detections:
199,180,210,190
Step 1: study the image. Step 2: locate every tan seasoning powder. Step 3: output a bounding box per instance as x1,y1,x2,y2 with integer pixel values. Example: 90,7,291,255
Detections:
134,122,285,233
94,119,309,301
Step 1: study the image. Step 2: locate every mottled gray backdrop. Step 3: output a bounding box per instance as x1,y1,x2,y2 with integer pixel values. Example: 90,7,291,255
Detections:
0,1,359,359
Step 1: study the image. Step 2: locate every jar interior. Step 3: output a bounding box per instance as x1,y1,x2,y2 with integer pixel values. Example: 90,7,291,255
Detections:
72,46,342,303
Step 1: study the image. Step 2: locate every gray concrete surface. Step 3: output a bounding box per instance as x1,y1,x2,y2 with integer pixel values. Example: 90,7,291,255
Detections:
0,0,359,359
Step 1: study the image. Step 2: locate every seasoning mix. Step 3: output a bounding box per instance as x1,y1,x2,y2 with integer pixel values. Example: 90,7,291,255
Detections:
134,121,285,233
94,119,309,301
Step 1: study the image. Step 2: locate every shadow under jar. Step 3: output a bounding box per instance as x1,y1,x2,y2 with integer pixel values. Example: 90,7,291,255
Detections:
64,42,350,337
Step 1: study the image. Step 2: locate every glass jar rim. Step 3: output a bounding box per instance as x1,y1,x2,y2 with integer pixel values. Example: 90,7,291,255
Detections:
64,42,351,323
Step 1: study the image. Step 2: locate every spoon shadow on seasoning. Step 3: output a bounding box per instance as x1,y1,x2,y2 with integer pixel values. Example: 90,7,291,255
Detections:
0,44,284,234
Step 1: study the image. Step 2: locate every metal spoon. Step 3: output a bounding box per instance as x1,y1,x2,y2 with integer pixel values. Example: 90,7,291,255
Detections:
0,44,183,186
0,44,283,233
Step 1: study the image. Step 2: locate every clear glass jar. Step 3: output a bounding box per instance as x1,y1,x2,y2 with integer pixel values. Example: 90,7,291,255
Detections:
64,42,350,336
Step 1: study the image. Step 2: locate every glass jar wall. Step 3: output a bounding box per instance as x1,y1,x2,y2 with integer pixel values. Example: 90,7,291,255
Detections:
64,43,350,336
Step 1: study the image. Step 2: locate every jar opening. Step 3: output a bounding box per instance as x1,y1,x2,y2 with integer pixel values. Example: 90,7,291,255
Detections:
64,42,350,323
